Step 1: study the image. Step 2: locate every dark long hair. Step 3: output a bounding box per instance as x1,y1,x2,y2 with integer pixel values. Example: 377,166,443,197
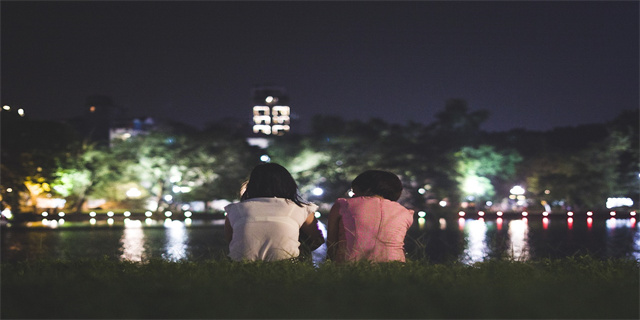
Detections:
351,170,403,201
240,163,307,207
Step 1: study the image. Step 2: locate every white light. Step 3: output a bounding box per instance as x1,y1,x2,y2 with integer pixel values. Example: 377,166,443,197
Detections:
314,212,321,219
58,212,65,217
180,186,191,193
631,211,637,217
311,187,324,196
348,189,355,197
260,154,271,162
567,211,574,217
610,211,616,217
164,195,173,202
439,200,447,207
124,211,131,217
41,212,49,217
510,185,525,195
478,211,485,217
17,108,25,116
521,211,528,217
172,185,182,193
145,211,153,217
542,211,549,217
165,211,173,217
458,211,466,217
2,105,10,111
89,211,96,217
1,209,13,220
418,211,426,218
107,218,114,225
265,96,274,103
606,197,634,209
418,188,426,195
184,211,192,218
6,188,12,193
107,211,114,217
90,218,96,225
496,211,503,217
587,211,593,217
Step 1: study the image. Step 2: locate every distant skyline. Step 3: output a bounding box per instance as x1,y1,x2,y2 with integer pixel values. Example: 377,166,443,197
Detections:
2,1,638,132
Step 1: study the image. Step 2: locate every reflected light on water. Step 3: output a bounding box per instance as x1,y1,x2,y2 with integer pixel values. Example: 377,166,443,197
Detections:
462,219,488,265
542,217,549,230
418,217,426,230
121,220,145,262
508,219,529,261
312,221,328,266
496,217,503,231
164,220,188,261
458,217,465,230
567,217,574,230
587,217,593,229
439,218,447,230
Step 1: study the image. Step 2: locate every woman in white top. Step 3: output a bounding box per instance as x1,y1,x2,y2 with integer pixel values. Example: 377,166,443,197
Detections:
224,163,325,261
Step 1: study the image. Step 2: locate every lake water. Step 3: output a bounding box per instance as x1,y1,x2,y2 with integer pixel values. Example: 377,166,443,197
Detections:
2,216,639,264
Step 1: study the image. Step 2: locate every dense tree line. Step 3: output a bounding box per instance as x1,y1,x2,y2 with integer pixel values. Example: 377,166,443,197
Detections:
2,102,637,215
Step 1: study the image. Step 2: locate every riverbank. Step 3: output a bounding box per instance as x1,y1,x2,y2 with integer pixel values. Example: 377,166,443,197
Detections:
2,256,638,319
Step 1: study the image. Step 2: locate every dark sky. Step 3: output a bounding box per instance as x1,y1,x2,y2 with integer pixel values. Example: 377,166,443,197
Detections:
2,1,638,132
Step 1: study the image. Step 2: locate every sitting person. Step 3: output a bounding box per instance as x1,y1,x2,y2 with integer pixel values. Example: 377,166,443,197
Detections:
327,170,414,262
224,163,324,261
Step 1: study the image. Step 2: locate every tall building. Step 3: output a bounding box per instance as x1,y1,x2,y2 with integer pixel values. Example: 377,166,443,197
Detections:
251,86,290,136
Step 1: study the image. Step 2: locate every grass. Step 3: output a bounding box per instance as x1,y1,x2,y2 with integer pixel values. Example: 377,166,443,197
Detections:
1,256,638,319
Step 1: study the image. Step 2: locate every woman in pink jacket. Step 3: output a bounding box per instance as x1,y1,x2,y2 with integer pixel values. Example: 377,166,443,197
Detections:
327,170,414,262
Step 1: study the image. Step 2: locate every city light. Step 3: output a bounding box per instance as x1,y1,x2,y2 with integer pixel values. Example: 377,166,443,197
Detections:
41,212,49,217
510,185,525,195
124,211,131,217
521,211,528,217
314,212,321,219
496,211,503,217
107,211,114,217
311,187,324,196
145,211,153,217
587,211,593,217
165,211,173,217
606,197,633,209
567,211,574,217
126,188,142,198
542,211,549,217
417,211,426,218
439,200,447,207
458,211,466,217
90,211,97,217
478,211,485,217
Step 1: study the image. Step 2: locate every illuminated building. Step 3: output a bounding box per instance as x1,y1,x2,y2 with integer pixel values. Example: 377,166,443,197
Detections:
251,86,290,136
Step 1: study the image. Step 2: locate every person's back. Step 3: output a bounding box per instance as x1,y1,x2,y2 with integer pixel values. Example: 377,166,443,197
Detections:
327,170,414,262
226,197,317,261
337,196,413,262
224,163,325,262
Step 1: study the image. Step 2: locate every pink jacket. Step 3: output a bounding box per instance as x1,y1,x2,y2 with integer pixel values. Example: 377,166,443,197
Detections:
337,197,414,262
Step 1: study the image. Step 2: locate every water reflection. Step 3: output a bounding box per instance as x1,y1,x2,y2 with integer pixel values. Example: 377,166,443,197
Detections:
163,220,188,261
461,219,488,264
507,219,529,261
120,219,145,262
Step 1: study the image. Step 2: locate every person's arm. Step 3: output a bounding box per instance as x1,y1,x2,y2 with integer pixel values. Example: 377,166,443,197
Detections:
224,216,233,243
326,202,341,261
299,212,325,251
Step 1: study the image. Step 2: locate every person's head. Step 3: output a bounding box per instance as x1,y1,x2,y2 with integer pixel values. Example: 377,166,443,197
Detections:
351,170,403,201
241,163,307,207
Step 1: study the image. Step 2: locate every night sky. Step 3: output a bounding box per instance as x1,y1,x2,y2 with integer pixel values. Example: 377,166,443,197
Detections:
2,1,638,133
